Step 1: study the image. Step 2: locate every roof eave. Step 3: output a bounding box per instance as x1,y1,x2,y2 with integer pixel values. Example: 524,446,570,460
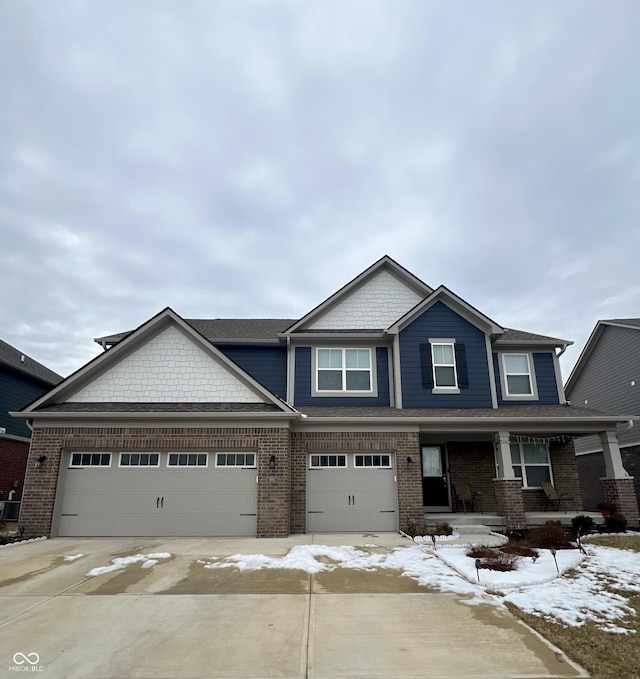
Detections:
11,410,299,421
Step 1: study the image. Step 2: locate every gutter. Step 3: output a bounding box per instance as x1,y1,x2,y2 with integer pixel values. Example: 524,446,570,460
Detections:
9,411,299,421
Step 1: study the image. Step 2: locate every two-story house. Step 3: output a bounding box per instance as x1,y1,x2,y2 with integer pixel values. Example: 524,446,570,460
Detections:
14,257,638,538
1,340,63,520
565,319,640,512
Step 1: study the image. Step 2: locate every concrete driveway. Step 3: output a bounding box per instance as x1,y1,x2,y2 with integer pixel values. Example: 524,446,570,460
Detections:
0,534,585,679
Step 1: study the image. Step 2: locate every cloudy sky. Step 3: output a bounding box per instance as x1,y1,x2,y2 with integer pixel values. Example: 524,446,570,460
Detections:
2,0,639,381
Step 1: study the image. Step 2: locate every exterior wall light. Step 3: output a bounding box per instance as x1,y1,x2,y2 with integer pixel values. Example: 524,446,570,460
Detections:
269,455,276,470
406,456,413,469
35,455,47,469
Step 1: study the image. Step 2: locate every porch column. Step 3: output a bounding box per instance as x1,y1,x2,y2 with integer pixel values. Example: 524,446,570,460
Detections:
599,430,639,528
493,431,526,531
494,431,515,479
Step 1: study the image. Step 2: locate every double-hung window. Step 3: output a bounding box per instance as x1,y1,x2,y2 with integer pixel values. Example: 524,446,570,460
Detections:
316,348,372,393
510,443,551,488
431,343,457,388
502,354,534,397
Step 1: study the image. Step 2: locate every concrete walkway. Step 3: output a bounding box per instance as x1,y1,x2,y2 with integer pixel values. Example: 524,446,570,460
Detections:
0,534,586,679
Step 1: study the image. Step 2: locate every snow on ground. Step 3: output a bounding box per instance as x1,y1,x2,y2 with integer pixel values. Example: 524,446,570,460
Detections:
64,553,85,562
202,539,640,633
85,552,171,577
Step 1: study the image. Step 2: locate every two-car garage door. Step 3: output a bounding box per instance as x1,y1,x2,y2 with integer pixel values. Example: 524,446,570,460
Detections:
56,451,257,537
306,453,398,532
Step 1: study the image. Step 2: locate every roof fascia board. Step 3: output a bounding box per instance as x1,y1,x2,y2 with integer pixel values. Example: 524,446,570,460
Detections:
387,286,504,335
21,309,295,414
282,256,432,335
494,339,574,347
13,410,298,421
286,332,388,343
602,321,640,332
295,415,629,433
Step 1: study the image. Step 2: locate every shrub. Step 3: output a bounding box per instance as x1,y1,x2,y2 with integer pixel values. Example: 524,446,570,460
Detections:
466,545,518,571
526,521,573,549
604,511,627,533
501,542,538,559
571,514,596,536
434,522,453,536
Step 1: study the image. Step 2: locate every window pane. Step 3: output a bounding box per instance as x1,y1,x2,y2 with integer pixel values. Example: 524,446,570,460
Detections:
522,444,549,465
346,370,370,390
71,453,81,465
121,454,130,466
246,454,255,466
525,466,550,488
150,454,159,466
346,349,369,369
311,455,319,467
140,454,148,465
507,374,532,394
504,354,529,373
318,370,342,390
432,344,444,364
513,465,523,478
510,444,521,464
131,454,140,465
318,349,342,369
197,454,207,466
178,454,187,466
434,366,456,387
169,454,178,466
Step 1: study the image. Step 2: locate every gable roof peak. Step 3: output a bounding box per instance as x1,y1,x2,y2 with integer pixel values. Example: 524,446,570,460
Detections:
283,256,433,334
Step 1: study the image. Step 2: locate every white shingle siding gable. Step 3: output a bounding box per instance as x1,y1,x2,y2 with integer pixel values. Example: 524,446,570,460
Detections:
308,270,424,330
68,325,263,403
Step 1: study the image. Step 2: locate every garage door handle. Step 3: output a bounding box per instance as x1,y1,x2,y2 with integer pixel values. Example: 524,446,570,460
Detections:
352,495,356,506
156,497,160,509
161,497,164,508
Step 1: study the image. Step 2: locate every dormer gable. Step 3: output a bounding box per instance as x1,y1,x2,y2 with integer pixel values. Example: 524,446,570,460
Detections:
282,256,432,334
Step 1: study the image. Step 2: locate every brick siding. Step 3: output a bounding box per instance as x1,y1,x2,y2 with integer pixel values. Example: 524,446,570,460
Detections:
601,477,639,528
447,441,497,512
0,437,29,502
494,478,526,530
19,426,290,538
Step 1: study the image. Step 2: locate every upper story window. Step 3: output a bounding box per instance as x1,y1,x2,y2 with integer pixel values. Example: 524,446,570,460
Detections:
502,354,535,397
431,343,457,388
420,339,467,394
316,348,373,393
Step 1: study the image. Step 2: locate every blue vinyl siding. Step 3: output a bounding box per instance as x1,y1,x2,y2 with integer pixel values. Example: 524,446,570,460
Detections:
0,368,51,438
217,346,287,399
493,352,560,405
399,301,493,408
294,346,390,406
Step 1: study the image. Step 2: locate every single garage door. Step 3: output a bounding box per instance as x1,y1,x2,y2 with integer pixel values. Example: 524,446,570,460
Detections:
306,453,397,532
56,451,257,537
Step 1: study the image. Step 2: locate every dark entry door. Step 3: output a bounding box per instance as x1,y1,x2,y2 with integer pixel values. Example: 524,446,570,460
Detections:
421,446,450,509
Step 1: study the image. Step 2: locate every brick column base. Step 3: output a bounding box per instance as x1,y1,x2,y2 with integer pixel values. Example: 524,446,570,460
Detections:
600,477,639,528
493,478,526,531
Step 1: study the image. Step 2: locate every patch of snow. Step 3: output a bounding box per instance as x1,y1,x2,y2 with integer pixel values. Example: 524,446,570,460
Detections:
64,553,85,562
0,536,47,550
85,552,171,577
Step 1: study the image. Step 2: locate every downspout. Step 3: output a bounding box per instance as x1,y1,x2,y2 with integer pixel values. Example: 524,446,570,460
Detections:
618,419,635,437
557,343,569,358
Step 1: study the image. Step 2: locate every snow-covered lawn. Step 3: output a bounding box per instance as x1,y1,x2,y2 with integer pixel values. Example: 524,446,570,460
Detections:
201,538,640,634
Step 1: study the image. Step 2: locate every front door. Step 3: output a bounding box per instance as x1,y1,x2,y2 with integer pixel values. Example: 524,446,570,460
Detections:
421,446,450,510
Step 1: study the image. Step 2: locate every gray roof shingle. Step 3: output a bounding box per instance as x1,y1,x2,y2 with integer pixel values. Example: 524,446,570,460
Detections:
495,328,570,344
0,339,63,385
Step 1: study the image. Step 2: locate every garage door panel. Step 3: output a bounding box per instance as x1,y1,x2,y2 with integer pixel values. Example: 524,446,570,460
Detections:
306,454,397,533
57,453,257,537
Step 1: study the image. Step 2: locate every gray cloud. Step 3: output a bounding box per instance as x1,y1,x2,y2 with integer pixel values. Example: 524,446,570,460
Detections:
1,0,639,379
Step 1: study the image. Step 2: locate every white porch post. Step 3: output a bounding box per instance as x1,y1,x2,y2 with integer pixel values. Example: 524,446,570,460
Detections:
494,431,514,479
600,430,627,479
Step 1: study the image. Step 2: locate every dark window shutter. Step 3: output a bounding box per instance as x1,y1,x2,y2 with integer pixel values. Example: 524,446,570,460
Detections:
420,343,433,388
455,343,469,389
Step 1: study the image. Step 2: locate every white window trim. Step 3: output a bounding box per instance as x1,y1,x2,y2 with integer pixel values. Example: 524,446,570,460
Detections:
215,452,257,469
429,338,460,394
312,347,378,397
510,442,553,488
69,452,112,468
309,454,348,469
499,352,538,400
118,452,160,468
167,452,209,468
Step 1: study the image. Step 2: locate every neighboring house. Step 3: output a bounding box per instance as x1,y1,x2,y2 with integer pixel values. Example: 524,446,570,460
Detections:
0,340,63,520
13,257,639,538
565,319,640,512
